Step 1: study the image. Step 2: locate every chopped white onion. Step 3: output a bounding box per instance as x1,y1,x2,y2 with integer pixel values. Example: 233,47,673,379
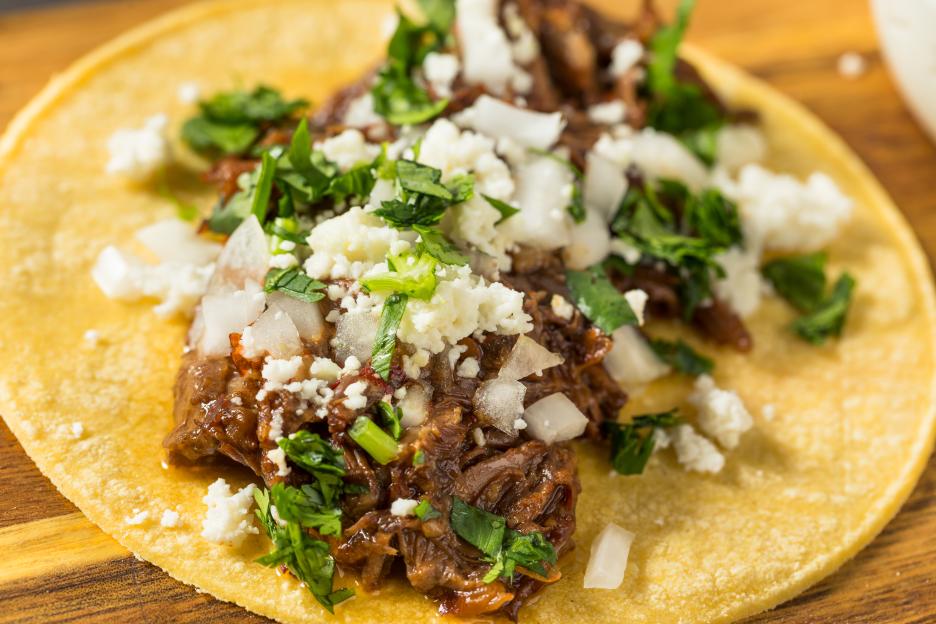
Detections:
603,326,671,386
563,208,612,270
135,218,221,266
267,291,325,343
242,304,302,359
457,1,518,94
200,281,266,357
500,156,573,249
333,311,379,365
399,383,429,427
583,523,635,589
473,377,526,433
522,393,588,444
207,216,270,294
584,151,627,221
499,335,564,381
466,95,565,150
91,245,145,300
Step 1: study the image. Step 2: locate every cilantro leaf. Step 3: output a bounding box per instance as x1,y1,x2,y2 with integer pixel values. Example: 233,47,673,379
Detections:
762,252,827,313
397,159,452,199
264,267,326,303
413,498,441,520
791,273,855,344
450,496,506,558
371,293,408,380
360,251,438,299
414,225,469,265
646,0,694,97
251,151,278,222
648,338,713,376
181,117,259,155
684,187,743,248
277,430,347,506
565,265,639,334
605,411,680,475
482,195,520,224
418,0,456,33
376,400,403,440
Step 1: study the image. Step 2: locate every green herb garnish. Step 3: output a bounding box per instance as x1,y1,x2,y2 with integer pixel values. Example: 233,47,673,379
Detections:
413,498,441,520
264,266,326,303
370,293,408,380
648,338,713,376
762,252,827,313
376,401,403,440
349,416,400,465
361,252,438,300
791,273,855,344
605,411,680,475
482,195,520,224
414,225,469,266
565,264,639,334
277,431,348,506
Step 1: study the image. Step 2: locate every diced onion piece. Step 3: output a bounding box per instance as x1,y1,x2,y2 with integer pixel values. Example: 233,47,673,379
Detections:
468,95,565,149
243,304,302,359
135,218,221,266
208,215,269,293
499,335,564,381
473,378,526,433
200,281,266,357
603,326,671,386
267,291,324,343
333,311,379,365
563,208,612,270
500,156,573,249
457,3,517,94
584,152,627,221
583,523,635,589
522,393,588,444
91,245,145,299
399,383,429,428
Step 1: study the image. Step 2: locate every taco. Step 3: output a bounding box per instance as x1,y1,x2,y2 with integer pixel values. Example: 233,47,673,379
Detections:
0,0,934,622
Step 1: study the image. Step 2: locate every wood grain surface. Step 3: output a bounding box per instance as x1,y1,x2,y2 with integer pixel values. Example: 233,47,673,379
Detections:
1,0,935,622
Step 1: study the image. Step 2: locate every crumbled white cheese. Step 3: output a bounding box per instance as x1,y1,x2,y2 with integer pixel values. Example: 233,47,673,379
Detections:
343,380,369,410
304,207,412,280
670,424,725,473
201,478,258,546
457,356,481,378
689,375,753,449
624,289,648,326
715,164,853,253
593,127,708,191
262,356,304,386
106,114,170,181
550,294,574,320
653,427,671,451
588,100,627,125
513,417,528,430
503,2,540,64
447,344,469,370
268,408,284,441
837,52,867,79
341,355,363,376
457,0,529,94
603,326,671,386
176,81,201,104
395,264,532,354
343,92,383,129
402,348,432,379
316,129,380,172
309,357,342,381
762,404,776,421
267,447,292,477
390,498,420,517
160,509,181,528
423,52,461,98
610,39,644,77
124,509,149,526
83,329,102,346
92,245,214,318
399,383,429,426
269,253,299,269
69,422,84,440
713,246,767,318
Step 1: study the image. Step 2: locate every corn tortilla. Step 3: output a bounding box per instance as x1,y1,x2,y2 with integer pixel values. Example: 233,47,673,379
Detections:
0,1,934,622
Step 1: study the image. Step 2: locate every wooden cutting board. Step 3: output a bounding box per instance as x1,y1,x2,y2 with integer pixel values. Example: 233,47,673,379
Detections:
1,0,935,622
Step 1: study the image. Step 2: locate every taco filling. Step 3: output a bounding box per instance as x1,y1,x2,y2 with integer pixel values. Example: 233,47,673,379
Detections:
91,0,857,619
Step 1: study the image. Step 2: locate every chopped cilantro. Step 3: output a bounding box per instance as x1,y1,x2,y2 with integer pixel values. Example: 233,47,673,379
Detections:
565,264,639,334
254,486,353,612
648,338,713,376
450,497,557,584
605,411,680,475
397,159,453,199
791,273,855,344
413,498,441,520
277,430,348,506
762,252,827,313
264,266,326,303
376,401,403,440
684,187,743,248
361,251,438,299
414,225,469,265
375,164,472,229
482,195,520,224
370,293,408,380
251,151,278,222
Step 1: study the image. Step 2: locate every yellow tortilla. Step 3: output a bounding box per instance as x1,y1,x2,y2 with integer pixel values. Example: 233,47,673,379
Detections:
0,1,934,622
